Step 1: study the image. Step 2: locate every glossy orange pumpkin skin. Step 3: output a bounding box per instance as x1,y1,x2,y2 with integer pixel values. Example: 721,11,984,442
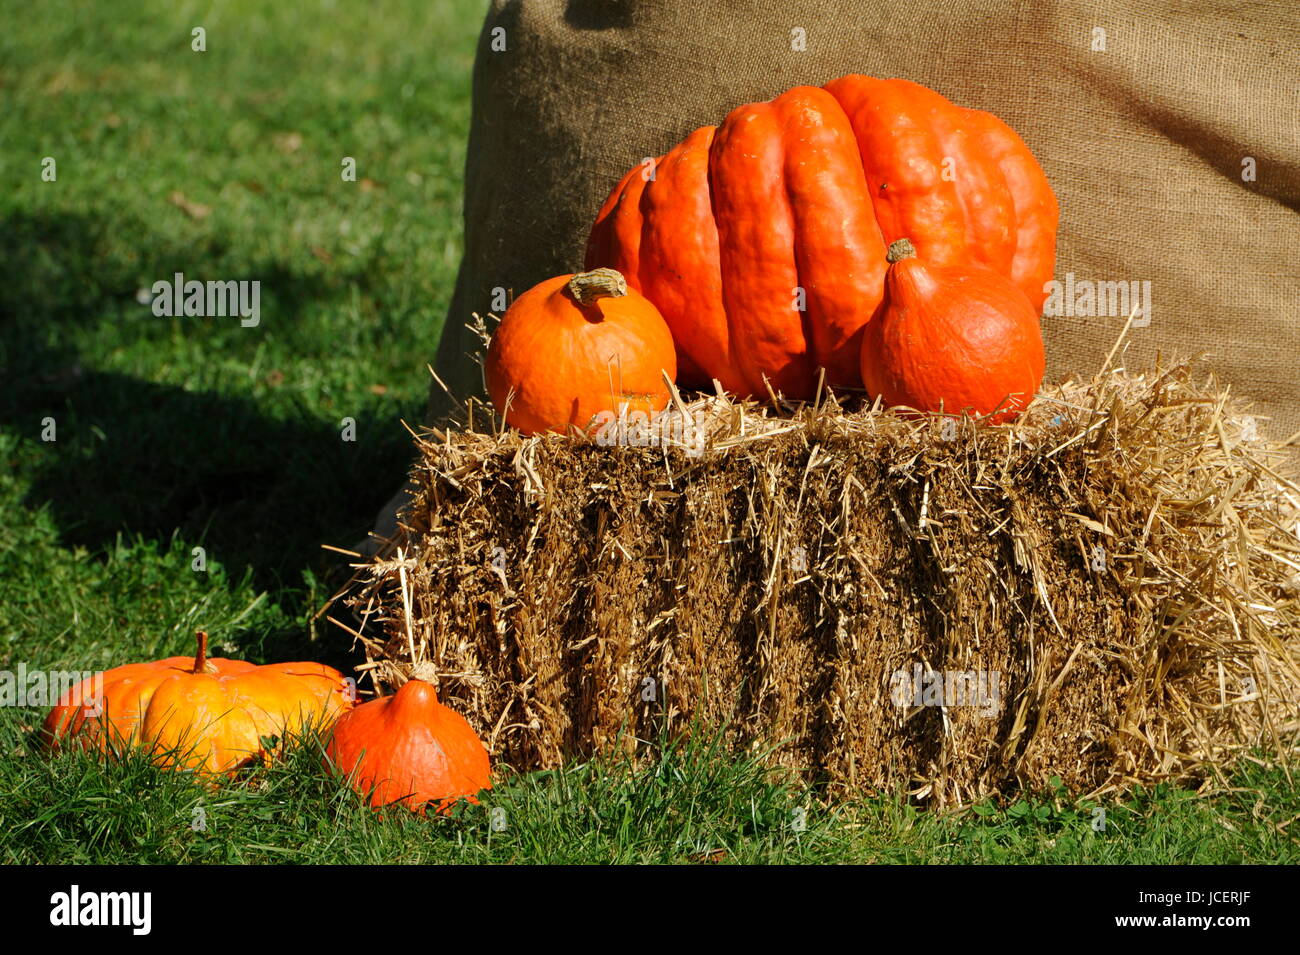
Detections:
41,631,353,774
324,678,491,815
485,268,677,436
586,75,1058,399
861,240,1045,423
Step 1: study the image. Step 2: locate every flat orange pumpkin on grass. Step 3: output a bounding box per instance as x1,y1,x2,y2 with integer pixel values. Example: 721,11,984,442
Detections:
41,630,354,774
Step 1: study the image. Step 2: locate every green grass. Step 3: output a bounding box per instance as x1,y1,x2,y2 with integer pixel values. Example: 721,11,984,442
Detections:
0,0,474,602
5,722,1298,864
2,0,1297,864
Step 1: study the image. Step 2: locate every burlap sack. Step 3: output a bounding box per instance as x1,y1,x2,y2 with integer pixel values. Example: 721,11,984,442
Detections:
425,0,1298,458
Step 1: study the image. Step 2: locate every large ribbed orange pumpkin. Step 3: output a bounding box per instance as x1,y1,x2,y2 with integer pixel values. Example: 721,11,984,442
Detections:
485,268,677,435
861,239,1045,423
585,75,1058,399
41,631,353,774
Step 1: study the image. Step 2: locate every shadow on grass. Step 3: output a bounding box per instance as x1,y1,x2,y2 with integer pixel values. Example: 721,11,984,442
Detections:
0,210,416,667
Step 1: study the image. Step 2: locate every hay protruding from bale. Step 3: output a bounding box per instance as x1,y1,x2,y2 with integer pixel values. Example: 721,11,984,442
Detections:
342,360,1300,805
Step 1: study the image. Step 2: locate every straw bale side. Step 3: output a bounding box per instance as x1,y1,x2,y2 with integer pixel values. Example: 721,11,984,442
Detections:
344,362,1300,803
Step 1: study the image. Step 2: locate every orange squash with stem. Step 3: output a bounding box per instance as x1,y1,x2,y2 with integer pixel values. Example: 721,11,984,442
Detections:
325,666,490,815
860,238,1045,423
485,268,677,435
42,630,354,774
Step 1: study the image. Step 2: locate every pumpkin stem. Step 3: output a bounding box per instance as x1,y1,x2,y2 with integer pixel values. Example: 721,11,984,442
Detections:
409,661,440,687
567,268,628,308
886,238,917,264
193,630,210,673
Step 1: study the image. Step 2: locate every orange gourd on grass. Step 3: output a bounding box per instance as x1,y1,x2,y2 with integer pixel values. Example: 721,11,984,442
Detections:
41,630,353,774
324,673,490,815
485,268,677,435
860,238,1045,423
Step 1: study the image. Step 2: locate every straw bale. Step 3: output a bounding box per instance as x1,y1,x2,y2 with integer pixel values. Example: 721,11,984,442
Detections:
341,359,1300,804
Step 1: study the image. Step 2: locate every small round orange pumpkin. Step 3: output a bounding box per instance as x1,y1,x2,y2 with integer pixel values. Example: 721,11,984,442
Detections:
324,673,490,815
860,238,1045,423
485,267,677,435
41,630,354,774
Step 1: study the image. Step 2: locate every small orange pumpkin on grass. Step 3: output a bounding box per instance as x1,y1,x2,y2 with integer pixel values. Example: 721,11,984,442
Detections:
324,664,491,815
